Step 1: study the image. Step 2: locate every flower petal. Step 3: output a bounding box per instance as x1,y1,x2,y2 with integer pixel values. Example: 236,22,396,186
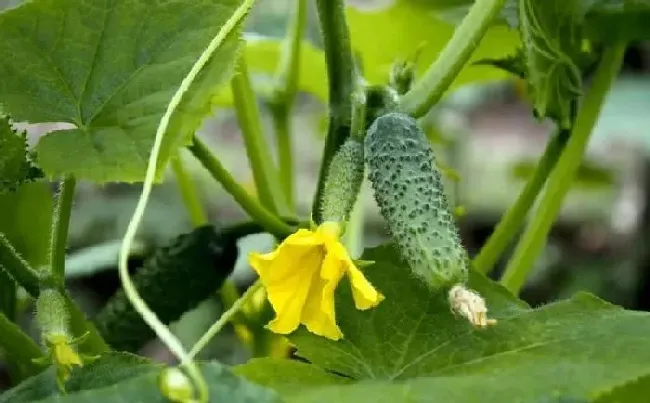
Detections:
324,238,384,311
346,263,385,310
301,251,345,340
249,232,325,335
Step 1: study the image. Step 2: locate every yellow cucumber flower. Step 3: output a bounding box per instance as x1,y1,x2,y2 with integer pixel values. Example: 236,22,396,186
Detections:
248,221,384,340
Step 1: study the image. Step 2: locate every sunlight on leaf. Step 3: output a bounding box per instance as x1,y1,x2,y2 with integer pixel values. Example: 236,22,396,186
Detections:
0,0,244,183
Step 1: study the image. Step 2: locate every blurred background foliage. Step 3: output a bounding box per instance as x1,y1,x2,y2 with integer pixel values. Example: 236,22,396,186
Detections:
2,0,650,391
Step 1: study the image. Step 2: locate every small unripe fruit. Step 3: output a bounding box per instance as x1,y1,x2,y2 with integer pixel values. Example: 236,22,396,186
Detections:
320,138,365,223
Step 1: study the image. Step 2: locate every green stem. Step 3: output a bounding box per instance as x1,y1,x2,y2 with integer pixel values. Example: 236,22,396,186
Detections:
50,175,76,284
231,56,287,215
0,233,109,354
270,107,295,212
274,0,308,106
188,279,263,359
311,0,356,223
188,137,293,238
500,44,626,294
398,0,506,118
0,233,41,296
0,312,43,375
473,129,569,274
269,0,308,212
171,154,209,227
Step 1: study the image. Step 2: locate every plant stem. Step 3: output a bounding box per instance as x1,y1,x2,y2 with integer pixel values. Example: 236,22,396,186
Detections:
0,312,43,375
49,175,76,284
0,233,40,297
500,44,626,294
270,108,294,212
188,279,263,359
231,56,287,215
398,0,506,118
274,0,308,107
473,129,569,274
269,0,308,211
116,3,257,400
171,153,209,227
188,138,293,238
311,0,356,223
0,235,109,354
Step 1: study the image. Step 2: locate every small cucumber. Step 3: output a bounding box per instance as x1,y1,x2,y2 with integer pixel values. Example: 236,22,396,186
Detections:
365,112,467,291
94,225,238,352
320,137,365,223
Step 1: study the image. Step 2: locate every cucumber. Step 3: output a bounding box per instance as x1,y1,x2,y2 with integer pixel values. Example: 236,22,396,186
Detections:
365,112,467,291
94,225,238,352
320,137,365,223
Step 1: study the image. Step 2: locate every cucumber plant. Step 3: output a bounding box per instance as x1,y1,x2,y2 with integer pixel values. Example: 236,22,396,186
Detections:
0,0,649,402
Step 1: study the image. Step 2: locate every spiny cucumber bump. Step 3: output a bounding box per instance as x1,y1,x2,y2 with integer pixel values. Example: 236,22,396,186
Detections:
365,112,467,290
320,137,365,223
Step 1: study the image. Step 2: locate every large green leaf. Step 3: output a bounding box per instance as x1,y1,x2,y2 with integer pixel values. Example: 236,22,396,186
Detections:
345,0,520,91
0,0,245,183
0,180,52,268
0,352,280,403
236,245,650,402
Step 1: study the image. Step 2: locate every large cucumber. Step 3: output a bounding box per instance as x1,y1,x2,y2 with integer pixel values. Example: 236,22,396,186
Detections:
365,112,495,328
94,225,238,352
365,112,467,291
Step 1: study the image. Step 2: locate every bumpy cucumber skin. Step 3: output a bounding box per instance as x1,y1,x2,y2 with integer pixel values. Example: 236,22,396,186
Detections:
365,112,467,290
94,225,237,352
321,138,365,223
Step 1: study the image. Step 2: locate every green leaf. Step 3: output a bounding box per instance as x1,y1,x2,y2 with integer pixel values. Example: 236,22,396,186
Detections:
0,352,280,403
0,352,156,403
519,0,584,129
345,0,520,92
0,116,43,193
0,0,245,183
592,373,650,403
234,358,351,396
0,180,53,268
212,35,328,106
236,244,650,402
